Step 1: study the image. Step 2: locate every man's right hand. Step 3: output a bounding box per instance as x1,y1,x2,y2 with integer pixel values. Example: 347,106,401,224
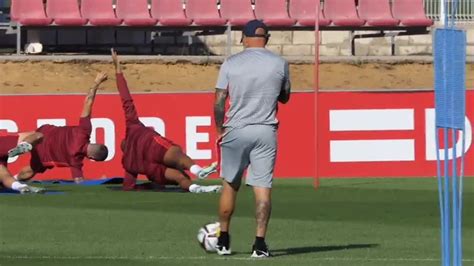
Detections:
216,127,225,138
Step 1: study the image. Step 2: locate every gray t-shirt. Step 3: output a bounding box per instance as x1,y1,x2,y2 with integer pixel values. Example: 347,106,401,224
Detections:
215,48,290,129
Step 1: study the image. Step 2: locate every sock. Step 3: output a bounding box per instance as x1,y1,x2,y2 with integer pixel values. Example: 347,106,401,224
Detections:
188,184,201,193
13,174,19,181
11,181,27,191
15,142,32,153
189,165,203,176
19,141,32,149
218,231,230,248
254,237,266,250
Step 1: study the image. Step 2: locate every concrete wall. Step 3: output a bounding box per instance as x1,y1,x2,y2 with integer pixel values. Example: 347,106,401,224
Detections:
1,27,473,56
199,28,474,56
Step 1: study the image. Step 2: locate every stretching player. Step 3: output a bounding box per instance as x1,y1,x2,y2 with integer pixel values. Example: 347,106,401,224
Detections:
16,73,109,184
0,131,45,193
111,49,220,193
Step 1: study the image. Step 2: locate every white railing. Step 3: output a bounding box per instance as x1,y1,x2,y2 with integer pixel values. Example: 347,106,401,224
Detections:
424,0,474,22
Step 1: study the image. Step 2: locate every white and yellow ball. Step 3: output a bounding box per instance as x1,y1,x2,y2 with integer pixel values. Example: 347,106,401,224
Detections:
197,222,220,252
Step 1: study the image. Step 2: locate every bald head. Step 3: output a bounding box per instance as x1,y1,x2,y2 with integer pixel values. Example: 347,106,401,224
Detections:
87,144,108,161
243,28,269,48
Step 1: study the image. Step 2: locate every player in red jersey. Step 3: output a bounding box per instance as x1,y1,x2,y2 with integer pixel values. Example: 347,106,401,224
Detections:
0,131,45,193
112,49,220,193
16,73,109,184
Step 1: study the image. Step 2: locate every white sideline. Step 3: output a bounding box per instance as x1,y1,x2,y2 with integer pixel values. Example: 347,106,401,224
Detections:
0,255,473,263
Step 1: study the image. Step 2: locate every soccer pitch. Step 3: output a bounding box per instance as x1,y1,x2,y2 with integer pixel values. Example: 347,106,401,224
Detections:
0,178,472,266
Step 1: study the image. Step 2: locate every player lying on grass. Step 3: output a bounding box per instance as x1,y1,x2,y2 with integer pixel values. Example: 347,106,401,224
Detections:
111,49,220,193
0,131,45,193
16,73,109,184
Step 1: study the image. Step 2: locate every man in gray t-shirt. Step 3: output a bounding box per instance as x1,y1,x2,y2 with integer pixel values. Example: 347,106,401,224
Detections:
213,20,291,258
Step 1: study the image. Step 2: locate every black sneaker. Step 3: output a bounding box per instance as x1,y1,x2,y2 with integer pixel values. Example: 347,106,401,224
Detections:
216,244,232,255
251,244,271,258
216,233,231,256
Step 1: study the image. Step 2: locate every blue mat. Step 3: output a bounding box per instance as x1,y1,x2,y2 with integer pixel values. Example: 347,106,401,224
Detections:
31,177,124,186
0,189,65,195
107,185,187,193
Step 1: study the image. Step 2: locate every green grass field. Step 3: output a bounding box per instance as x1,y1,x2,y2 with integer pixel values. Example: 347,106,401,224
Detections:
0,178,473,266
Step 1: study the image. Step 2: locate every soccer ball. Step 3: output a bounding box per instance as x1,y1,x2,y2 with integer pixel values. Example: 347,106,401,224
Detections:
197,222,220,252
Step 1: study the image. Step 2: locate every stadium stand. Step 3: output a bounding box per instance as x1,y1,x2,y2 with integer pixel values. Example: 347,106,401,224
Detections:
220,0,255,27
116,0,158,26
351,0,431,55
254,0,296,26
324,0,365,26
392,0,434,27
81,0,123,26
151,0,192,26
186,0,227,26
358,0,400,27
46,0,87,26
5,0,433,55
289,0,331,27
10,0,52,26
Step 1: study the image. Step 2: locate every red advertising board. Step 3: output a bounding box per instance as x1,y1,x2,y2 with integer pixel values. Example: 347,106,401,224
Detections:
318,91,473,177
0,91,472,180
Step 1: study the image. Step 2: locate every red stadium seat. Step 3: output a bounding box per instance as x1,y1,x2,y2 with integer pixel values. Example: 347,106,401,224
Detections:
46,0,87,26
116,0,158,26
392,0,433,27
289,0,331,27
81,0,123,26
254,0,296,26
324,0,365,27
151,0,192,26
220,0,255,26
11,0,52,26
186,0,227,26
358,0,399,26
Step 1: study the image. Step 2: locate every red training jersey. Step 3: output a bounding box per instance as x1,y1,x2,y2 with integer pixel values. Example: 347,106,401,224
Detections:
33,117,92,177
122,123,174,176
116,73,174,178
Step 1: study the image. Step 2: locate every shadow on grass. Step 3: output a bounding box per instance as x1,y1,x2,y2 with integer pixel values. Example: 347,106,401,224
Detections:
271,243,379,257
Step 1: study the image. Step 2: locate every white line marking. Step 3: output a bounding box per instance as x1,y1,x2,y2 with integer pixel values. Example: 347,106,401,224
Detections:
330,139,415,162
0,255,473,263
330,109,415,131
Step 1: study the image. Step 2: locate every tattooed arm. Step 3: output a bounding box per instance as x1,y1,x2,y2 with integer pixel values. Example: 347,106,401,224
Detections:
81,73,108,118
214,89,228,136
278,78,291,104
278,61,291,104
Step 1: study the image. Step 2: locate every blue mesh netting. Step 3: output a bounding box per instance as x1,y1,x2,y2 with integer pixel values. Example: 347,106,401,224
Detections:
434,28,467,130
